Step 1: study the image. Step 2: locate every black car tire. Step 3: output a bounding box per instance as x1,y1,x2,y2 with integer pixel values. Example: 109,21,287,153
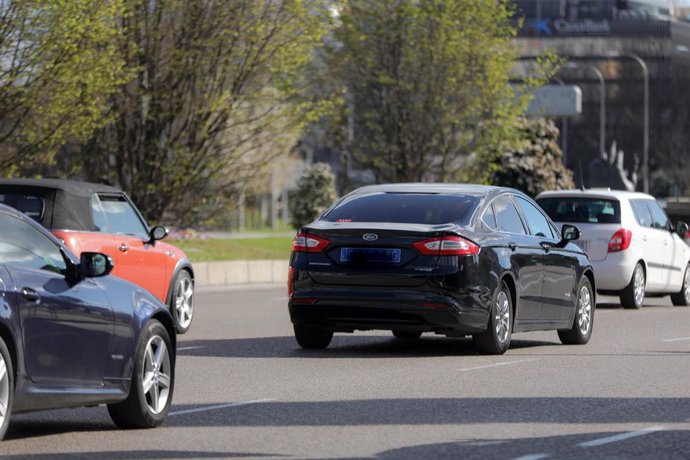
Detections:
108,320,175,429
392,330,423,340
473,280,512,355
670,264,690,307
294,324,333,349
620,263,645,309
0,338,14,441
170,270,194,334
558,277,595,345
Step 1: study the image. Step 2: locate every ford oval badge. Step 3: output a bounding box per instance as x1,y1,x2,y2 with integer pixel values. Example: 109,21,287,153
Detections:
362,233,379,241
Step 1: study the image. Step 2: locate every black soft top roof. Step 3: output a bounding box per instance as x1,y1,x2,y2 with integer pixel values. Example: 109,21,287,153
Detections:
0,178,122,197
0,178,124,231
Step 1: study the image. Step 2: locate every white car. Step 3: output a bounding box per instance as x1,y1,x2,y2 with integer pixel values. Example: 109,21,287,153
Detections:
536,189,690,309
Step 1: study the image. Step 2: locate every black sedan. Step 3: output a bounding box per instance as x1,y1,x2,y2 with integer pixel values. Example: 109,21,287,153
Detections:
288,184,595,355
0,204,175,440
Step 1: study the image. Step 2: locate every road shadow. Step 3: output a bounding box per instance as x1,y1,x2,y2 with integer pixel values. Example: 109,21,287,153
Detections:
5,419,115,441
343,429,690,460
160,396,690,427
0,450,277,459
176,336,558,359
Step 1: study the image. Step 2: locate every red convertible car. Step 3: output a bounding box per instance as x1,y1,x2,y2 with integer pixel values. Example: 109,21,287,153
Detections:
0,178,195,333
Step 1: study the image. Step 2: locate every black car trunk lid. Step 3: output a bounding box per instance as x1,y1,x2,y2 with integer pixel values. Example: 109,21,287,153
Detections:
301,223,456,287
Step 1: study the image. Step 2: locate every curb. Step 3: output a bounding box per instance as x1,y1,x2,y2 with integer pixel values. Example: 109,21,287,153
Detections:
193,259,289,287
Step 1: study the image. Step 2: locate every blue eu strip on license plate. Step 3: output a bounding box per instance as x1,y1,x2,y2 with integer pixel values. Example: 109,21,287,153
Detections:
340,247,401,263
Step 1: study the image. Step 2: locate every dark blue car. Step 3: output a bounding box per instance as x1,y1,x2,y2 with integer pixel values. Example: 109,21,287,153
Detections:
0,204,176,440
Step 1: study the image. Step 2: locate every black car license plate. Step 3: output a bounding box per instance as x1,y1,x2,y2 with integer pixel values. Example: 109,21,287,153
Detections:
340,247,401,263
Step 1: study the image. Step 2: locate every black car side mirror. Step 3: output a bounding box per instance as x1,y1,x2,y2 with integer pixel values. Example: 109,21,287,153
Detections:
676,221,689,236
560,224,580,246
149,225,168,243
80,252,114,278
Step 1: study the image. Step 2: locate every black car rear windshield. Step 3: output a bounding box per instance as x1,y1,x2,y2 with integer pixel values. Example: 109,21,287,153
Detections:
322,193,479,225
537,197,621,224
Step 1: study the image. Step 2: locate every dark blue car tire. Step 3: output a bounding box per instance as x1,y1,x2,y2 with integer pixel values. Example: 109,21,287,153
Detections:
108,320,175,429
0,338,13,441
473,280,513,355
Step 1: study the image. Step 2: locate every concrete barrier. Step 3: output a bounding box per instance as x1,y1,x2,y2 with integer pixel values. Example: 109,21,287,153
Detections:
193,259,289,287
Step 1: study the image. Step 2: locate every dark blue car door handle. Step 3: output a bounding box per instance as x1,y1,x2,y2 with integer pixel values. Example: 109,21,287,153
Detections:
22,287,40,302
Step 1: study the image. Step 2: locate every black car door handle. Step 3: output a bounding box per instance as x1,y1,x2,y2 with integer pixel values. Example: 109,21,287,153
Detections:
508,243,518,251
540,242,553,253
22,287,40,302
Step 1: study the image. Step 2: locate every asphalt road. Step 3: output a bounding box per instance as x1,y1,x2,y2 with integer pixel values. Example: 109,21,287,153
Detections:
2,287,689,459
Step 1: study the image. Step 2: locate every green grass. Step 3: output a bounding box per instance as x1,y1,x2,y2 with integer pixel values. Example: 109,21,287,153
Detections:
169,237,293,262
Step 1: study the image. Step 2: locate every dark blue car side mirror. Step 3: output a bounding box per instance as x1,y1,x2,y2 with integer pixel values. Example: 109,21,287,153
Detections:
80,252,114,278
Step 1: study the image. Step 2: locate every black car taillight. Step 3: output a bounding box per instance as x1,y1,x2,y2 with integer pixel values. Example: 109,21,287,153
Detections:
292,232,329,253
413,236,479,256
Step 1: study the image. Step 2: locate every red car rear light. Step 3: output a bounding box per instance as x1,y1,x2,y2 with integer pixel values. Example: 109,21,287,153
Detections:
608,228,632,253
413,236,479,256
292,233,329,253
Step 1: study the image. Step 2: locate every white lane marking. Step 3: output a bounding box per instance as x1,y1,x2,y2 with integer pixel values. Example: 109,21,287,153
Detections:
512,454,550,460
577,426,664,448
458,358,538,372
169,398,275,416
662,337,690,342
176,346,207,351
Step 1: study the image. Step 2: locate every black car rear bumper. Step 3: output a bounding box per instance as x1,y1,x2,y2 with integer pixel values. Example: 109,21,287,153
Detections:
288,288,489,335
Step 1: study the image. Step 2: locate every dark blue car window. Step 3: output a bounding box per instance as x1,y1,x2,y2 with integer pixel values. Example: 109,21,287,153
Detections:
0,213,66,274
322,193,479,225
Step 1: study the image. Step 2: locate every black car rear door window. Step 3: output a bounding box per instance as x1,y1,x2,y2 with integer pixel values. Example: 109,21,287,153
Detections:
493,195,527,235
482,206,497,230
515,196,555,238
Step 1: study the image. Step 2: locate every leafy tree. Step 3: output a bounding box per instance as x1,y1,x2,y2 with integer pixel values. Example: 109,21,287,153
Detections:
75,0,329,223
0,0,128,175
325,0,549,184
289,162,338,229
491,117,574,197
